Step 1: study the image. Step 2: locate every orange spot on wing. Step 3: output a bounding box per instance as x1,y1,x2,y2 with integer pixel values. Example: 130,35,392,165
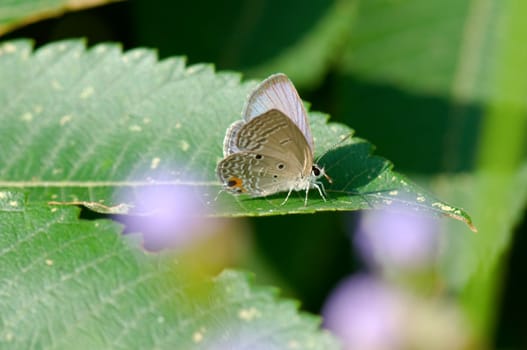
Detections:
227,177,246,193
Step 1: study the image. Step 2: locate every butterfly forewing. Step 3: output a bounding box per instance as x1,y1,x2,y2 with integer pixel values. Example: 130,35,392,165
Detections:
241,74,314,152
235,110,312,165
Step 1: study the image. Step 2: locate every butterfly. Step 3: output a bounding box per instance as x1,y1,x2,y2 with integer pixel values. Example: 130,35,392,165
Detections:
216,73,331,205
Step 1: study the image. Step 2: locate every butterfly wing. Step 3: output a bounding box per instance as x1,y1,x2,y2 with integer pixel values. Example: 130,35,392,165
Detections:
241,73,315,152
217,109,313,196
217,152,303,196
223,120,244,156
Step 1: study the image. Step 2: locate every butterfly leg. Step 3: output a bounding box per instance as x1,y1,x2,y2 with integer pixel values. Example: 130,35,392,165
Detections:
314,181,328,202
214,188,226,202
281,187,295,206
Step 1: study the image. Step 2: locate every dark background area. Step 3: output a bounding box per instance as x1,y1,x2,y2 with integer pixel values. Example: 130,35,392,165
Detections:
5,1,525,347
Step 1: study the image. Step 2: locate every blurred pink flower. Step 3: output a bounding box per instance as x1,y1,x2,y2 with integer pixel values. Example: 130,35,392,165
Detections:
323,275,405,350
323,275,471,350
354,207,440,271
117,184,212,251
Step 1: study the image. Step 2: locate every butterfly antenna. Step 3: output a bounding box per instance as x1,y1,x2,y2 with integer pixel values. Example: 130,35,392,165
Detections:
315,132,351,184
316,132,353,163
323,172,333,184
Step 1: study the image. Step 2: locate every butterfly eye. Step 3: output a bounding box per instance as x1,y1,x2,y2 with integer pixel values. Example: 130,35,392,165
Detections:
255,154,263,160
312,165,333,184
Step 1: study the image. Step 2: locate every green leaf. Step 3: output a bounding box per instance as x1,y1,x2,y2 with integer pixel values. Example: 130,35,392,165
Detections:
341,0,497,99
0,39,474,230
332,0,500,173
428,163,527,337
0,0,116,36
0,192,338,349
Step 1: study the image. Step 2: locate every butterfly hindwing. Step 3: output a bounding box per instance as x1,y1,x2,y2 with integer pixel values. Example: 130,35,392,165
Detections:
218,110,314,196
217,152,305,196
223,120,244,156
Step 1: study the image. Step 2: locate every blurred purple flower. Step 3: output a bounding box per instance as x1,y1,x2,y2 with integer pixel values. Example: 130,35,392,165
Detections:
353,207,440,271
323,275,471,350
322,275,405,350
117,184,213,251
